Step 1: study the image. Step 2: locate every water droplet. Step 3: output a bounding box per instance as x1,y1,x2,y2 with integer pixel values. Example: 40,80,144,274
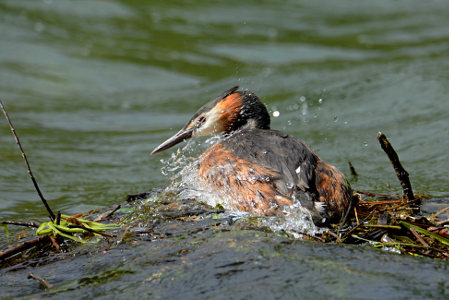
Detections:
318,98,323,104
301,103,308,116
364,142,368,147
299,96,306,102
272,111,280,117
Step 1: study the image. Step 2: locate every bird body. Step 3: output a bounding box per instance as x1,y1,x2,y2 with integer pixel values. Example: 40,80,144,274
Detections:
152,87,354,226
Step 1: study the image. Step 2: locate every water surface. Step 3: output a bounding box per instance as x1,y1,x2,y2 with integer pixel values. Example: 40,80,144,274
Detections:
1,0,448,298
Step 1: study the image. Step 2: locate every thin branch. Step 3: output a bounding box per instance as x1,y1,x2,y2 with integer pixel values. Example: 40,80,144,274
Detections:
1,221,39,228
436,219,449,226
358,200,402,206
94,204,121,222
0,99,55,221
28,272,53,289
0,235,50,260
429,206,449,221
348,161,358,177
56,211,61,225
67,224,116,238
356,191,398,199
48,235,60,251
377,132,415,202
409,227,430,247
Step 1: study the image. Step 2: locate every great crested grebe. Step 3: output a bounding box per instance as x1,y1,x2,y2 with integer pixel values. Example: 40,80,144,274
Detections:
152,86,354,226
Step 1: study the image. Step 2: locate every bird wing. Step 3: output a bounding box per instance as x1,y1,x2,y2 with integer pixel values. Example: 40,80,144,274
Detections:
199,129,319,215
223,129,318,193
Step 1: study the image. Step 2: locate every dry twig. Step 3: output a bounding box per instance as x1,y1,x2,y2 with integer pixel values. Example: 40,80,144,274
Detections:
348,161,358,177
0,99,56,221
0,235,50,260
377,132,415,201
28,272,53,289
1,221,39,228
409,227,430,247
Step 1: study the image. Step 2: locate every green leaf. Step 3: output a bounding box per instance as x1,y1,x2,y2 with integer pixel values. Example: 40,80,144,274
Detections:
48,222,86,243
35,215,120,243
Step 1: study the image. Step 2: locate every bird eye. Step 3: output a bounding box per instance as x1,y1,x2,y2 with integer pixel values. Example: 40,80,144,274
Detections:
198,116,206,123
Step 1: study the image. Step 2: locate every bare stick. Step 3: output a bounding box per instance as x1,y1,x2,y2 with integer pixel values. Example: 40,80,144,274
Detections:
377,132,415,202
357,191,398,199
55,211,61,225
94,204,121,222
436,219,449,226
0,235,50,260
67,224,116,238
28,272,53,289
409,227,430,247
48,235,60,251
429,206,449,221
348,161,358,177
0,99,55,221
1,221,39,228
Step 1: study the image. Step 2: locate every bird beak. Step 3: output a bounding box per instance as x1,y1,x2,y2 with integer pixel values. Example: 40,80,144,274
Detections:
151,127,194,155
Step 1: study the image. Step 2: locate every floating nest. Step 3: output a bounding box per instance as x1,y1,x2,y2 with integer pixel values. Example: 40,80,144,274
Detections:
325,192,449,259
1,186,449,272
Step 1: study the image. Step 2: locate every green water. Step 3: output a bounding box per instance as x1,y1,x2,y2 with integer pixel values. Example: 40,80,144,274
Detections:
1,0,448,298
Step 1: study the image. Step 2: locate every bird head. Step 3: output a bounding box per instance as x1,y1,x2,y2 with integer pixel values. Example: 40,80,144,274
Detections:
151,86,270,154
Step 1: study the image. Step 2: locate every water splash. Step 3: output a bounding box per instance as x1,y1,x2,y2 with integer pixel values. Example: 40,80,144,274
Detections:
158,135,321,236
159,139,199,178
299,96,308,116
